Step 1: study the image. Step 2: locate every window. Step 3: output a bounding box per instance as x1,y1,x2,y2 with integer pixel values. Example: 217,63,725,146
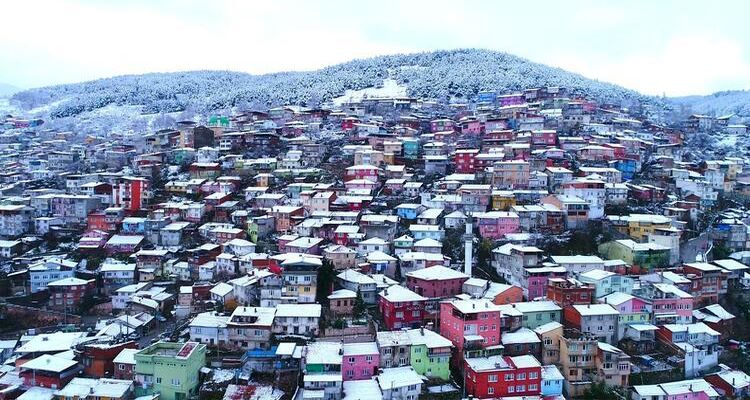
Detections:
118,364,125,370
348,357,355,363
517,373,526,380
505,373,514,381
508,386,515,393
488,374,498,382
488,387,495,394
172,378,181,386
529,372,538,379
346,370,354,378
516,384,525,392
156,377,162,384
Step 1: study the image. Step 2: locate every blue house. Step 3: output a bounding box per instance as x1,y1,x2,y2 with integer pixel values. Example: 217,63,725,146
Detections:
612,159,637,181
541,364,564,396
408,224,445,241
396,203,423,220
122,217,147,234
402,139,420,159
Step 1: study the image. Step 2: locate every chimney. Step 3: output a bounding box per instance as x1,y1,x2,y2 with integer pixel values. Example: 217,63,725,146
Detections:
420,327,424,336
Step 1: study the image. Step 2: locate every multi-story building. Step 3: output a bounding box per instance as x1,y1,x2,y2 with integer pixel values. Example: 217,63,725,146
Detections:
559,328,599,397
636,282,694,325
112,177,150,212
134,341,206,400
578,269,635,297
47,277,95,312
632,379,720,400
464,355,542,399
562,177,606,219
226,306,275,351
29,258,76,293
405,265,468,299
341,342,379,381
564,304,620,344
439,298,504,368
0,204,33,237
378,285,427,330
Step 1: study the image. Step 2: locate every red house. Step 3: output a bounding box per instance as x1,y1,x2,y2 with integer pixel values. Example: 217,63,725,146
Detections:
464,354,542,399
454,149,479,173
342,116,359,131
20,354,81,389
81,341,138,378
378,285,427,330
546,278,595,308
405,265,469,298
47,277,95,311
530,130,557,147
682,262,728,307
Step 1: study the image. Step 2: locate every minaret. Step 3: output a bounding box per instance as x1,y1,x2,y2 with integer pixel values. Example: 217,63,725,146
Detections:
463,217,473,277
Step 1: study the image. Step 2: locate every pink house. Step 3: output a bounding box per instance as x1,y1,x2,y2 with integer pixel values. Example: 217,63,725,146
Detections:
405,265,469,298
342,342,379,381
345,165,380,182
531,130,557,146
632,379,719,400
647,283,695,324
344,179,378,192
460,119,482,135
475,211,520,239
526,267,568,300
439,299,504,367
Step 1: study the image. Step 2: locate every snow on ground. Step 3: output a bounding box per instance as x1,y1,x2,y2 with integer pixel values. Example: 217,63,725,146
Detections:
332,78,407,106
0,97,19,116
717,134,739,148
210,368,237,383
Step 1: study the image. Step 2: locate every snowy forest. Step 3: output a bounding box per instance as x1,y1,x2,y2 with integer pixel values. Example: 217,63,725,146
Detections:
11,49,645,120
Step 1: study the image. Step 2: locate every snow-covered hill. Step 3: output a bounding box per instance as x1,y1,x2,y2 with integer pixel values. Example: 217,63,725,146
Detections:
670,90,750,118
11,49,646,126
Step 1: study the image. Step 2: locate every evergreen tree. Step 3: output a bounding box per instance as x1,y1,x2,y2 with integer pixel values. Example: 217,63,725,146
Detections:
353,290,367,319
316,260,335,308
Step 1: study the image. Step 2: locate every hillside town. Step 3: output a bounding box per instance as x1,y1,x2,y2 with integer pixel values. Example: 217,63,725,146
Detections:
0,88,749,400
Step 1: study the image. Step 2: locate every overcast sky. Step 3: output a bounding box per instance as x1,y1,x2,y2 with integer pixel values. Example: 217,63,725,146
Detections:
1,0,749,96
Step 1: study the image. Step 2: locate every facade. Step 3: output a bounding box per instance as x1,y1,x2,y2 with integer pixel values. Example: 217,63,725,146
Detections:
464,355,542,399
134,341,206,400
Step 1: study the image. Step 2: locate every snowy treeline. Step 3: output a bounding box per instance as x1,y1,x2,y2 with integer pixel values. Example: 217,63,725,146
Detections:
671,90,750,118
12,49,644,119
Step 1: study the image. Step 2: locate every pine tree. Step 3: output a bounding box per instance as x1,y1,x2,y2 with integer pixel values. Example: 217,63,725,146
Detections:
353,291,367,319
316,260,335,308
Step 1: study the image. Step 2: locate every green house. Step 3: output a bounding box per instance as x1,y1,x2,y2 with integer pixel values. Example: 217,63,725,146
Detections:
407,328,453,381
134,341,206,400
598,239,671,273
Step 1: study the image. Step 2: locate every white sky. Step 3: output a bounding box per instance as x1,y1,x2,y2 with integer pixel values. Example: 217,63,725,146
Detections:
1,0,749,96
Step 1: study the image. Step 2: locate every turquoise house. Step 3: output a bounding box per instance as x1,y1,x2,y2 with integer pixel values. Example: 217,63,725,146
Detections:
512,300,563,330
402,139,420,159
541,364,564,396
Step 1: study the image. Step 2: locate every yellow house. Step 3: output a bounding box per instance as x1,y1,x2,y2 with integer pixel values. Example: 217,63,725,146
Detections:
491,190,516,211
607,214,673,241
